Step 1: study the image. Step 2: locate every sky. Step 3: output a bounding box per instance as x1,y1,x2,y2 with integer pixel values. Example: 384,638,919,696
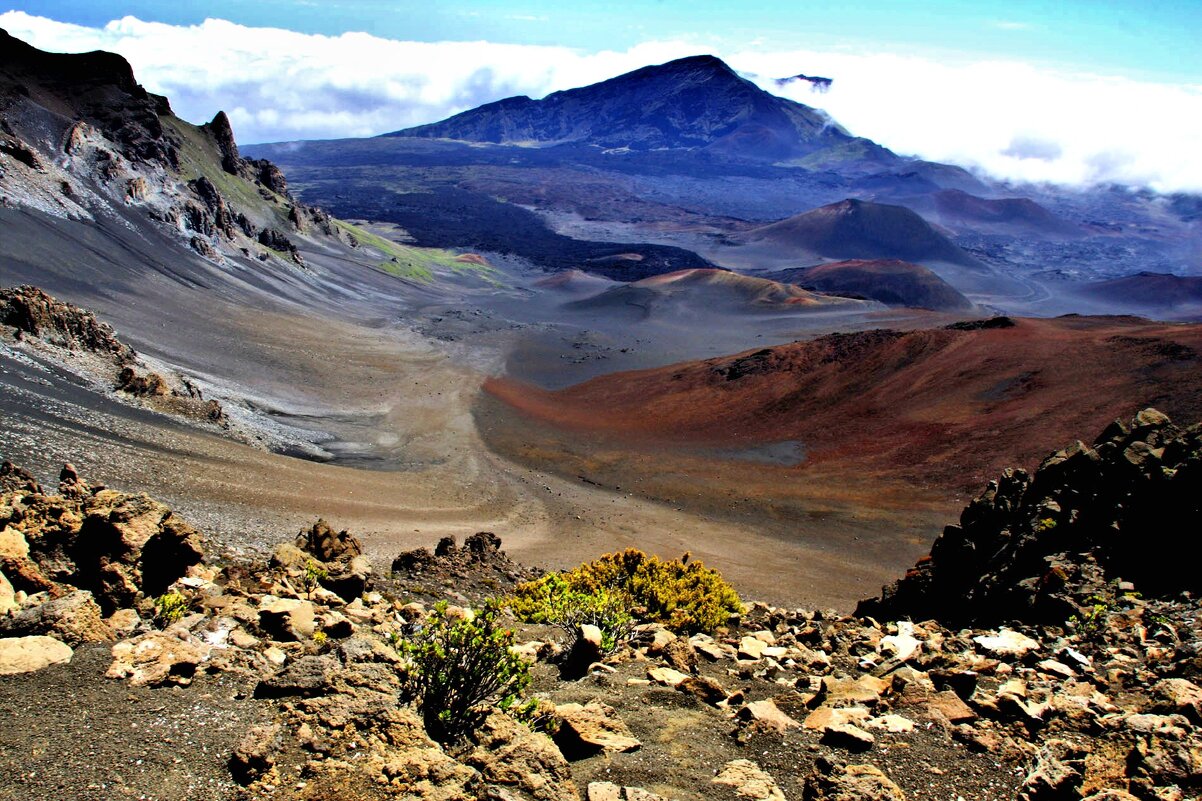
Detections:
2,1,1201,192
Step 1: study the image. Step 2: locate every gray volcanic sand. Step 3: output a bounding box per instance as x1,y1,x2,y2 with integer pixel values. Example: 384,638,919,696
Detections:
0,208,961,608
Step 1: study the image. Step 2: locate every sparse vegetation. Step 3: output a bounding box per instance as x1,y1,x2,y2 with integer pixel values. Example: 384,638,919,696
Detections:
153,590,188,628
302,559,327,598
510,548,742,635
399,600,530,743
508,572,634,652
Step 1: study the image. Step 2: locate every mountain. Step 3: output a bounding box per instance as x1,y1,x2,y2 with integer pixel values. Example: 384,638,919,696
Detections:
767,259,974,311
0,27,357,270
902,188,1083,238
1078,271,1202,320
743,199,984,268
388,54,851,160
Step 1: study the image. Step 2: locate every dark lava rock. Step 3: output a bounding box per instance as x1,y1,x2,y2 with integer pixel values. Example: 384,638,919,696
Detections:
858,408,1202,626
295,519,362,564
1,285,135,363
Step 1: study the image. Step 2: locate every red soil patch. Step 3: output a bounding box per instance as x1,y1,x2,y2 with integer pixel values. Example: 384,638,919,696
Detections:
454,253,491,265
486,316,1202,495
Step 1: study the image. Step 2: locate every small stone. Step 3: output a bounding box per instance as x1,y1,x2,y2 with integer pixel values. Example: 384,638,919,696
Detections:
1152,678,1202,724
739,635,767,660
865,714,915,733
647,666,690,687
229,723,281,784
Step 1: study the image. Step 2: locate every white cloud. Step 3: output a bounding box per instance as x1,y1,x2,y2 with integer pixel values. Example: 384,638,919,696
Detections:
2,11,1200,193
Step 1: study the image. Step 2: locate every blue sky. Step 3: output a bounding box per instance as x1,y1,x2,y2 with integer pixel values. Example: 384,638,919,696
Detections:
7,0,1202,82
3,2,1201,190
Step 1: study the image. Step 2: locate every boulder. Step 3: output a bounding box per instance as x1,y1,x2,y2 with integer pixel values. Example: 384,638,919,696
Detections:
554,701,641,758
106,630,209,686
228,723,281,785
464,711,579,801
0,589,115,645
802,758,906,801
713,759,786,801
73,489,205,613
1018,740,1084,801
737,699,801,733
0,635,73,675
821,722,876,752
0,568,15,615
974,629,1040,658
647,666,690,688
258,598,317,641
294,518,362,563
1151,678,1202,724
255,654,339,698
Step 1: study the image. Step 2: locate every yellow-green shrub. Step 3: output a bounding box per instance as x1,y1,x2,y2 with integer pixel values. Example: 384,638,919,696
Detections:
510,549,741,634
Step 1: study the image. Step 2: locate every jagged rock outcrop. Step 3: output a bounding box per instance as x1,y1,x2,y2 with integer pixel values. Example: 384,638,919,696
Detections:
0,285,135,363
1,470,204,614
858,408,1201,625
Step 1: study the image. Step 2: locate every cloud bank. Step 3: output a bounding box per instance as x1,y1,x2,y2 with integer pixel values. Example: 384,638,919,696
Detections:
3,11,1200,193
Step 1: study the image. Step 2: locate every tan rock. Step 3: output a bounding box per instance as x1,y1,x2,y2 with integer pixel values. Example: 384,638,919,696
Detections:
258,597,317,641
973,628,1040,657
738,699,801,733
822,722,875,751
805,706,871,730
678,675,728,705
1152,678,1202,724
0,568,15,615
803,761,906,801
588,783,624,801
713,759,786,801
0,635,73,675
106,630,210,686
464,712,578,801
0,589,114,645
107,608,141,638
923,690,978,723
865,714,915,734
739,635,767,660
554,701,641,755
647,666,690,687
818,675,890,707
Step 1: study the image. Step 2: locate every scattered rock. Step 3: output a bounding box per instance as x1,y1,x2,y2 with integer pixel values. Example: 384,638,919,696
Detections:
738,698,802,733
713,759,787,801
554,701,641,757
228,723,281,784
106,630,209,686
0,635,73,675
802,758,906,801
821,722,876,752
0,589,115,645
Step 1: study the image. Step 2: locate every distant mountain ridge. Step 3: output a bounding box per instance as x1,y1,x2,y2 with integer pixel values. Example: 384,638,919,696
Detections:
388,54,851,160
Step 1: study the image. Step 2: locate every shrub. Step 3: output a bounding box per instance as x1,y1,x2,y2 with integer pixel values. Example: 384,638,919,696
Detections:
302,559,328,598
509,572,634,652
153,591,187,627
511,548,742,635
400,601,530,743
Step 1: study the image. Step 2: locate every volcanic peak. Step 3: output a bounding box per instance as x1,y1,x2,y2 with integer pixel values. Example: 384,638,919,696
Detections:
389,53,848,157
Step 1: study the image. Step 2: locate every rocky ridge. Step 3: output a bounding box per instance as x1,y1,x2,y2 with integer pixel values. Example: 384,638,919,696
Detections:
1,284,230,430
0,28,355,265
